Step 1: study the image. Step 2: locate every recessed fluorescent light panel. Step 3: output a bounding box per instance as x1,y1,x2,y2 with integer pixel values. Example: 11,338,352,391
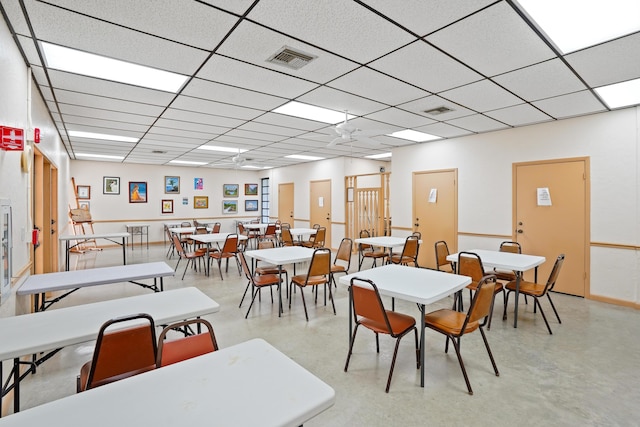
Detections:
273,101,354,124
41,42,188,92
75,153,124,160
68,130,138,143
366,152,392,159
594,78,640,109
516,0,640,53
169,160,208,165
387,130,441,142
196,145,247,153
285,154,325,161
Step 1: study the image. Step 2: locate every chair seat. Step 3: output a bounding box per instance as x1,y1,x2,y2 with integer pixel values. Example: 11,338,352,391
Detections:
361,311,416,335
390,255,414,264
467,281,504,294
291,274,327,286
160,334,216,367
252,273,281,287
424,309,479,335
363,250,386,258
330,265,347,274
505,279,544,297
492,269,517,281
256,266,287,275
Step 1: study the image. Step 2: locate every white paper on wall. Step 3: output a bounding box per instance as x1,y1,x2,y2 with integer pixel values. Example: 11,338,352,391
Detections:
318,196,324,207
537,187,552,206
428,188,437,203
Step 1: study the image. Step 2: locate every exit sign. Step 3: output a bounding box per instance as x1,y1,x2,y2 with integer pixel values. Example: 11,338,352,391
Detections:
1,126,25,151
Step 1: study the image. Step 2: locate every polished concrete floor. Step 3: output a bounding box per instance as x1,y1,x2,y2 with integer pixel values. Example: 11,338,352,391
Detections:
2,243,639,426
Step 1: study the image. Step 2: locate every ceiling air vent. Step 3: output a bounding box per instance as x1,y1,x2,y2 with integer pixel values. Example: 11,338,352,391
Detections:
266,46,317,70
423,106,454,115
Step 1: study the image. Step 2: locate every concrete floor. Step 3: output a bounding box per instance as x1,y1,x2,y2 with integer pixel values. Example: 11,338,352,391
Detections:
1,244,639,426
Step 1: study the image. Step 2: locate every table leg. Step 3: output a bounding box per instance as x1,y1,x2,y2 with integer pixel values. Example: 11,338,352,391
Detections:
419,304,426,387
513,272,521,328
65,240,70,271
122,237,127,265
278,264,284,317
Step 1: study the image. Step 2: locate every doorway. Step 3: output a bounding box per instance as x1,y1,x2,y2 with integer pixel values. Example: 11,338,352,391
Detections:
514,158,589,297
278,182,294,226
412,169,458,268
33,148,59,273
310,179,331,248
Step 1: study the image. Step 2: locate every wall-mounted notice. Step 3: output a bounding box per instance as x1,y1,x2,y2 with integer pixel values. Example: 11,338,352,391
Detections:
537,187,552,206
318,196,324,207
428,188,437,203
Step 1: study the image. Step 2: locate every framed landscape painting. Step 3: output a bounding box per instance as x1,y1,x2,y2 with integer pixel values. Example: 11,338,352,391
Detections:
223,184,239,197
103,177,120,195
222,200,238,214
194,196,209,209
165,176,180,194
245,183,258,196
245,200,258,211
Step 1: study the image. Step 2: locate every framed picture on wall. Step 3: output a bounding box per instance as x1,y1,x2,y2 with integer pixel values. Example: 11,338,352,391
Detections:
165,176,180,194
129,181,147,203
161,199,173,214
223,184,239,197
103,177,120,195
245,200,258,211
222,200,238,214
245,183,258,196
194,196,208,209
77,185,90,199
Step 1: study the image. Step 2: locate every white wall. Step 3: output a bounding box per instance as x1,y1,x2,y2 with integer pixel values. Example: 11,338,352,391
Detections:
391,107,640,305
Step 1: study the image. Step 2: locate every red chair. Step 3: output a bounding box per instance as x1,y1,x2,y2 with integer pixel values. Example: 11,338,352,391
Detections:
208,234,240,280
156,318,218,367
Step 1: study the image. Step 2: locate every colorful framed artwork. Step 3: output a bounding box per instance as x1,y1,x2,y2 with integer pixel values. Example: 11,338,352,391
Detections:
165,176,180,194
129,181,147,203
103,177,120,195
194,196,209,209
222,200,238,214
245,183,258,196
78,201,90,211
223,183,239,197
77,185,90,199
161,199,173,214
245,200,258,211
194,177,203,190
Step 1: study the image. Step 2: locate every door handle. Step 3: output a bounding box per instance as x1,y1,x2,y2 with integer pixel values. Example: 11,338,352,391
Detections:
517,229,523,234
51,229,56,235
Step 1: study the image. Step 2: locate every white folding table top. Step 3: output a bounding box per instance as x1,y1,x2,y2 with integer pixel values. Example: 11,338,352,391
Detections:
339,264,471,305
0,338,335,427
354,236,407,248
167,226,211,234
59,232,130,241
288,228,317,238
188,233,248,244
244,246,315,265
242,223,270,231
0,287,219,361
17,262,174,295
447,249,545,272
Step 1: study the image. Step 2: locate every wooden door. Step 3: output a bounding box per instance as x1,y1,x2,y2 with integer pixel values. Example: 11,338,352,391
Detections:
514,158,589,296
278,183,294,225
413,169,457,268
33,148,59,273
310,179,331,248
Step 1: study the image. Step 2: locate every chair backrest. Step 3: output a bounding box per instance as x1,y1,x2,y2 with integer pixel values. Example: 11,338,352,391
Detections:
307,248,331,279
85,313,157,390
412,231,422,239
172,234,187,257
265,224,277,235
195,227,208,235
466,275,498,326
181,221,191,227
499,241,521,254
334,238,353,267
313,223,321,229
238,251,254,281
220,234,239,253
359,229,372,251
457,251,485,282
349,278,392,334
156,318,218,368
212,222,221,233
543,254,565,294
401,235,419,259
237,222,246,234
313,227,326,247
281,227,294,246
434,240,453,271
258,239,275,250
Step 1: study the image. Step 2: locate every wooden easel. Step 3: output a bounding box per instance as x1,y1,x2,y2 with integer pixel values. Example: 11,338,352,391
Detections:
69,177,101,252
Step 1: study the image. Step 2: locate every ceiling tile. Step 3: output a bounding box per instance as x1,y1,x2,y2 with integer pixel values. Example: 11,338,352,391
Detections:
484,103,553,126
532,91,607,119
296,86,387,116
493,59,587,101
439,79,522,112
171,95,263,121
369,40,483,93
445,114,509,133
398,95,475,120
247,0,416,63
182,78,286,111
414,122,474,138
161,108,244,129
363,107,436,129
427,1,554,77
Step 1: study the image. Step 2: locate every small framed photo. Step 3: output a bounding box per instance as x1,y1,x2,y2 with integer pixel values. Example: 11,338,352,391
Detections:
194,177,203,190
129,181,147,203
194,196,209,209
165,176,180,194
245,200,258,211
77,185,90,199
103,177,120,195
223,183,239,197
222,200,238,214
161,199,173,214
78,201,90,210
245,183,258,196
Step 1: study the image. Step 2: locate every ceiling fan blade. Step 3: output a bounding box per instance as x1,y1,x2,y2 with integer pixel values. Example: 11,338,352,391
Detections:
327,137,343,147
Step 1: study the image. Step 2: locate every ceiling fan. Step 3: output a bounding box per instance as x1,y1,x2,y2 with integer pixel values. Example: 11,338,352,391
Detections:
327,110,384,147
210,150,249,168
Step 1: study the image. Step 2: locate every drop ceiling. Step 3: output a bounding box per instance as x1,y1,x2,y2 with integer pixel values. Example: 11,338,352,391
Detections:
1,0,638,169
